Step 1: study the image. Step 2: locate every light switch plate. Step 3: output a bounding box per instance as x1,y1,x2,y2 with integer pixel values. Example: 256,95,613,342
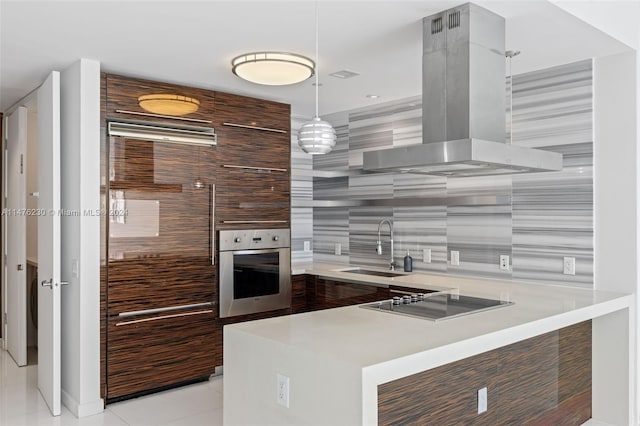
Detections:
423,248,431,263
303,241,311,252
334,243,342,256
450,250,460,266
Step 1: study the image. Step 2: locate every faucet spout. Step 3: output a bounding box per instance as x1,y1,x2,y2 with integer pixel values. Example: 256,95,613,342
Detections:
377,218,395,270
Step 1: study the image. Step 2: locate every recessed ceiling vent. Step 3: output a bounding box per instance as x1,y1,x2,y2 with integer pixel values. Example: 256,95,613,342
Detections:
329,70,360,79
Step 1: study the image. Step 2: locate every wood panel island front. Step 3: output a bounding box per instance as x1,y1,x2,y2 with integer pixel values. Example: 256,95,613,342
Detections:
223,266,632,426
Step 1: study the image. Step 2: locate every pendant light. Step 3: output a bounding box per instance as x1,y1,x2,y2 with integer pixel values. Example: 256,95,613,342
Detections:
297,2,337,155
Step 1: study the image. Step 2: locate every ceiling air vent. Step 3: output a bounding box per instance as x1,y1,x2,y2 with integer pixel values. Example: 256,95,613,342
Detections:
431,17,443,34
448,10,460,28
329,70,360,79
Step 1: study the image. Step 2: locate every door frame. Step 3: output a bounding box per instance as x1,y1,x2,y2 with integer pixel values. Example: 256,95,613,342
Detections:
1,91,38,351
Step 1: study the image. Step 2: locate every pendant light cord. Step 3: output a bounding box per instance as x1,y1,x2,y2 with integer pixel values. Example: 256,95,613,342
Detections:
315,1,319,119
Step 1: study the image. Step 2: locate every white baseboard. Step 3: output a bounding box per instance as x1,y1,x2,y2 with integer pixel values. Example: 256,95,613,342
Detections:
61,389,104,418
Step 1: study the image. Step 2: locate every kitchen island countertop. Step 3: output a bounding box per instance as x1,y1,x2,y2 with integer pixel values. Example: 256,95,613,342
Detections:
223,263,633,425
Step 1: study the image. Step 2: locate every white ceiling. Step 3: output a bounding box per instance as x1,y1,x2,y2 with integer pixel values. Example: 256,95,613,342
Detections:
0,1,634,117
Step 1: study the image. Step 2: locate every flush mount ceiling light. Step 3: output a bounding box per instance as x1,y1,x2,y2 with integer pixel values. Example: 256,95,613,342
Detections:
138,94,200,116
297,3,337,155
231,52,315,86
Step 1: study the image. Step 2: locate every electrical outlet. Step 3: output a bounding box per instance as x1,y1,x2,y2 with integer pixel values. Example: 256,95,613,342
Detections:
499,255,509,271
423,248,432,263
334,243,342,256
303,241,311,252
277,374,290,408
478,387,487,414
563,256,575,275
450,250,460,266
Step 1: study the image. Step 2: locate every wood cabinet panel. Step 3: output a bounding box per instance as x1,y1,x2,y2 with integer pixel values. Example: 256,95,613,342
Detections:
106,74,216,126
307,277,390,311
291,274,311,313
107,258,216,313
378,321,592,426
216,167,290,228
214,91,290,132
106,310,218,401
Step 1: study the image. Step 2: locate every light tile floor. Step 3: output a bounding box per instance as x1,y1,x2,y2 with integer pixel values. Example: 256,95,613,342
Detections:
0,348,223,426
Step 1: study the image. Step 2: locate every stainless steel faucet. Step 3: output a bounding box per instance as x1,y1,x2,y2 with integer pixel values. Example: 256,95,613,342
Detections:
376,218,396,270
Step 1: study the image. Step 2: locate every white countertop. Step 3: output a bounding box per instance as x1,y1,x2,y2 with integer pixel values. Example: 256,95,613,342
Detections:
224,264,632,425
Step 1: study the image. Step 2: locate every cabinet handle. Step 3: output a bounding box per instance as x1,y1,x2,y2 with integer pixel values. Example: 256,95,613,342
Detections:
118,302,214,318
221,220,288,224
211,184,216,266
222,164,287,173
115,109,212,124
115,309,213,326
222,122,287,134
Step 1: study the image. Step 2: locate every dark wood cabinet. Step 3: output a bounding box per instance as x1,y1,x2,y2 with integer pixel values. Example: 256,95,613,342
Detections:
106,309,219,401
101,72,293,402
305,277,391,311
214,94,290,230
106,74,216,127
378,321,592,426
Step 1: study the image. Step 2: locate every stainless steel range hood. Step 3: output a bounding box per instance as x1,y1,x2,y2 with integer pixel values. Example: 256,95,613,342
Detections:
363,3,562,177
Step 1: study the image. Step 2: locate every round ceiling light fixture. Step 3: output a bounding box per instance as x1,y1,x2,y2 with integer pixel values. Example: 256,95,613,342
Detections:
138,94,200,116
231,52,315,86
297,3,336,155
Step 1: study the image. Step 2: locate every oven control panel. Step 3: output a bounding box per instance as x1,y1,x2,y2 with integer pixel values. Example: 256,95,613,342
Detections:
219,229,291,251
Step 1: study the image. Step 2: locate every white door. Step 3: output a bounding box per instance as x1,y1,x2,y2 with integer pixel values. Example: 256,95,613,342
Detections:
37,71,61,416
5,106,28,366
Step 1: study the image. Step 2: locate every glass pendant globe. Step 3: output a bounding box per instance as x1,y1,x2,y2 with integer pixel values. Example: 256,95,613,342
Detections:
297,117,337,155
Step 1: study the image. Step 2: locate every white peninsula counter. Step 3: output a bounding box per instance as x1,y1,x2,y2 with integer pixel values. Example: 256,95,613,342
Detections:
223,265,633,426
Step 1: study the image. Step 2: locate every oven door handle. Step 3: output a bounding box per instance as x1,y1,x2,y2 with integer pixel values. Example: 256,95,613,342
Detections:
226,248,286,256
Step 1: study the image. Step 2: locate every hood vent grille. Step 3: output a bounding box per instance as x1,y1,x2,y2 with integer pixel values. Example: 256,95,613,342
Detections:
431,17,443,34
448,10,461,28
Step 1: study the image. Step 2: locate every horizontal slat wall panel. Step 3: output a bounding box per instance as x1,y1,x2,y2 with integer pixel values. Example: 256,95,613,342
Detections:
106,310,218,400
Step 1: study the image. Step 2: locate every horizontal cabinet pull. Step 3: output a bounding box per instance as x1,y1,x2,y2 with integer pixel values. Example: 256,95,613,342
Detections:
222,122,287,134
115,109,213,124
222,164,287,173
118,302,214,318
221,220,288,224
115,309,214,326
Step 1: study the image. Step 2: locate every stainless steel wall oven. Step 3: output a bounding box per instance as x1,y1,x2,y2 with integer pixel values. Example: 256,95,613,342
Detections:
218,229,291,318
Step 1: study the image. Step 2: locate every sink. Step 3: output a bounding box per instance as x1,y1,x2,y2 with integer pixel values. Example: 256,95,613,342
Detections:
340,268,407,278
361,293,513,321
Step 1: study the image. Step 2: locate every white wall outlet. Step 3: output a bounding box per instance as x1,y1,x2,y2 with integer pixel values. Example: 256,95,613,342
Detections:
423,248,432,263
450,250,460,266
334,243,342,256
499,255,510,271
563,256,576,275
277,374,290,408
303,241,311,252
478,387,488,414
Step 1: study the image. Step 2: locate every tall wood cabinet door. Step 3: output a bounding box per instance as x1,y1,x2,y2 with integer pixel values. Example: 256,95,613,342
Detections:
214,92,291,229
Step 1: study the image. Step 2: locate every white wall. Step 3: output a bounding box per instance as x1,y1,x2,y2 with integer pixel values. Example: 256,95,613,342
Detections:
59,58,103,417
593,51,638,425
